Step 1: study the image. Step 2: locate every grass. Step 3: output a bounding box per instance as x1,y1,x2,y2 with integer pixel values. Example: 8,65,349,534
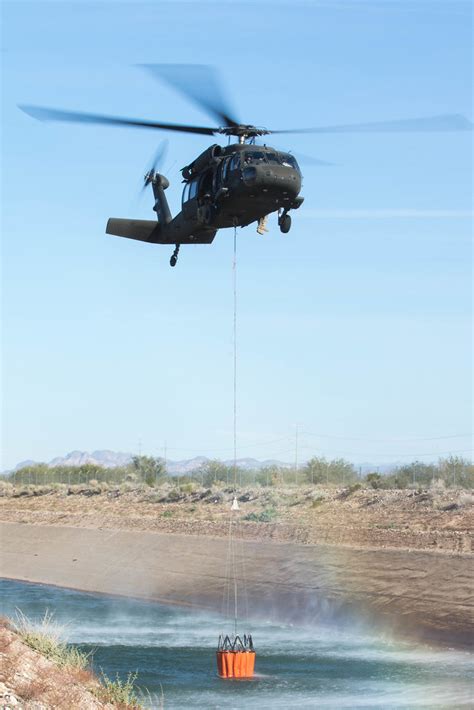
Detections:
9,610,147,708
12,610,90,670
96,671,144,709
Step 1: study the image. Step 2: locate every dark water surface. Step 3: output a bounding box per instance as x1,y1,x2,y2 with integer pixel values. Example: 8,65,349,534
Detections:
1,579,472,709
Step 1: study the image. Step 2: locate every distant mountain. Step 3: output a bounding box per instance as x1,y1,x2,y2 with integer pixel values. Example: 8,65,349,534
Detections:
48,450,132,469
11,459,36,472
5,450,398,476
7,450,294,476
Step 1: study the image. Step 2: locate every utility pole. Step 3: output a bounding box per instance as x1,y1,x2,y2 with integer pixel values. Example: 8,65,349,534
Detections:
294,424,299,486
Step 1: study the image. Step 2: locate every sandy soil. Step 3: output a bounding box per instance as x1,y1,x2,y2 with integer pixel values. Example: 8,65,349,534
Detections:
0,484,472,553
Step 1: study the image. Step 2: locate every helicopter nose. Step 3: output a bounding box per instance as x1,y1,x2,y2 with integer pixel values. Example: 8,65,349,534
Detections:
243,164,300,196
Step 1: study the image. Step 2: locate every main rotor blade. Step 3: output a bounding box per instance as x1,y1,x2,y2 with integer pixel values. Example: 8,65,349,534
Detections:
18,105,218,135
140,64,239,128
291,152,334,166
271,114,473,134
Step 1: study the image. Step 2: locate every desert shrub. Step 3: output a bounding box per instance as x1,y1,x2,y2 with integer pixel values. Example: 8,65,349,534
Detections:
164,489,185,502
96,671,143,708
303,457,358,486
366,473,383,489
243,507,277,523
193,460,237,487
16,677,49,701
438,456,474,488
255,465,284,487
179,482,195,493
130,455,167,487
458,492,474,507
338,483,362,499
0,481,13,497
13,610,90,671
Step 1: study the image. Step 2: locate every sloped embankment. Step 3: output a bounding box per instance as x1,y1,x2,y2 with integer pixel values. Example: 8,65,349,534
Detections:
0,617,140,709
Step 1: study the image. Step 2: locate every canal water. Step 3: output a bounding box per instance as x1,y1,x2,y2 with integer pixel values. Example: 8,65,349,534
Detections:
1,579,472,709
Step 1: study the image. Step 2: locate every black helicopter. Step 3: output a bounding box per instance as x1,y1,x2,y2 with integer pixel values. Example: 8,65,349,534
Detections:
20,65,472,267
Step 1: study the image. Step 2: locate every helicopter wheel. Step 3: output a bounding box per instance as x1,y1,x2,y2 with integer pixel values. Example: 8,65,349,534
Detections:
170,244,180,267
279,213,292,234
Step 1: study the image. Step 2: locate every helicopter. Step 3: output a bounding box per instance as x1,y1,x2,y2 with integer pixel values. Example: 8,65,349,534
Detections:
19,65,472,267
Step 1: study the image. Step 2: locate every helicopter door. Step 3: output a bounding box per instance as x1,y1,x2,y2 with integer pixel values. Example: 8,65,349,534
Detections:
182,178,199,220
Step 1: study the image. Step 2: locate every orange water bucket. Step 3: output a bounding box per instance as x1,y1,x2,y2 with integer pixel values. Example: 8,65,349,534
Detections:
216,650,256,679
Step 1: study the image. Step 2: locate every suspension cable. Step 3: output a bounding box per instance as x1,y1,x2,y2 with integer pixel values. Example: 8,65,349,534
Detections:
233,225,237,492
232,224,238,636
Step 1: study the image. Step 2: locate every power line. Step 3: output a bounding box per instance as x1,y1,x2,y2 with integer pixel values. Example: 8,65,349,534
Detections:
163,436,292,454
300,431,472,443
298,445,473,458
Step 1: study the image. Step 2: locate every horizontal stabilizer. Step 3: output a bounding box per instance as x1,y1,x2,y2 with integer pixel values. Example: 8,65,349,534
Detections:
106,218,162,243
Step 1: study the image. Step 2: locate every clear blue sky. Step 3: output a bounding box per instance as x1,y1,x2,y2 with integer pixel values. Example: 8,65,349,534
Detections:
1,0,472,469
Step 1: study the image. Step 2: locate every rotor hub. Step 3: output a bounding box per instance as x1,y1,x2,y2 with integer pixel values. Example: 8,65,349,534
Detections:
218,125,270,140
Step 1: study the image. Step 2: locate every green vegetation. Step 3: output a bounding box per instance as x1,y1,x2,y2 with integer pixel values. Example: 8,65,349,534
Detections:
13,610,90,671
303,457,358,486
5,454,473,490
96,671,143,709
243,507,277,522
368,457,474,489
366,473,383,489
11,610,145,708
130,455,166,487
7,455,166,488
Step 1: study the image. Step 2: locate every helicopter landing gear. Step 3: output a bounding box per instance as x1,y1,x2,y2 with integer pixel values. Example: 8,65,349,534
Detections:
257,214,269,235
278,211,292,234
170,244,180,267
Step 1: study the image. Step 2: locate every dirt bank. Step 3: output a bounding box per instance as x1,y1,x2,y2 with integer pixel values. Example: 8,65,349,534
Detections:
0,619,116,709
0,483,472,553
1,521,472,649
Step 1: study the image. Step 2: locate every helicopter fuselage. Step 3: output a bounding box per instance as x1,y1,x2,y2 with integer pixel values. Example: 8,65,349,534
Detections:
180,143,303,230
106,142,304,263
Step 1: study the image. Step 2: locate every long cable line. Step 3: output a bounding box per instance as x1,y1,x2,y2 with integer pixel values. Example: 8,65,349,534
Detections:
298,445,473,458
163,435,292,454
160,431,472,457
233,226,238,491
300,431,472,443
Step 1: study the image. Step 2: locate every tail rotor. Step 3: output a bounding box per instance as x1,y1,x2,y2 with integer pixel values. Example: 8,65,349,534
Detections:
141,139,169,193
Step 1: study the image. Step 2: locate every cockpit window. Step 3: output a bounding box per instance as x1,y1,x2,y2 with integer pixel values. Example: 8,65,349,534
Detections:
243,150,300,171
243,151,266,163
230,154,241,170
280,153,300,171
265,152,280,163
